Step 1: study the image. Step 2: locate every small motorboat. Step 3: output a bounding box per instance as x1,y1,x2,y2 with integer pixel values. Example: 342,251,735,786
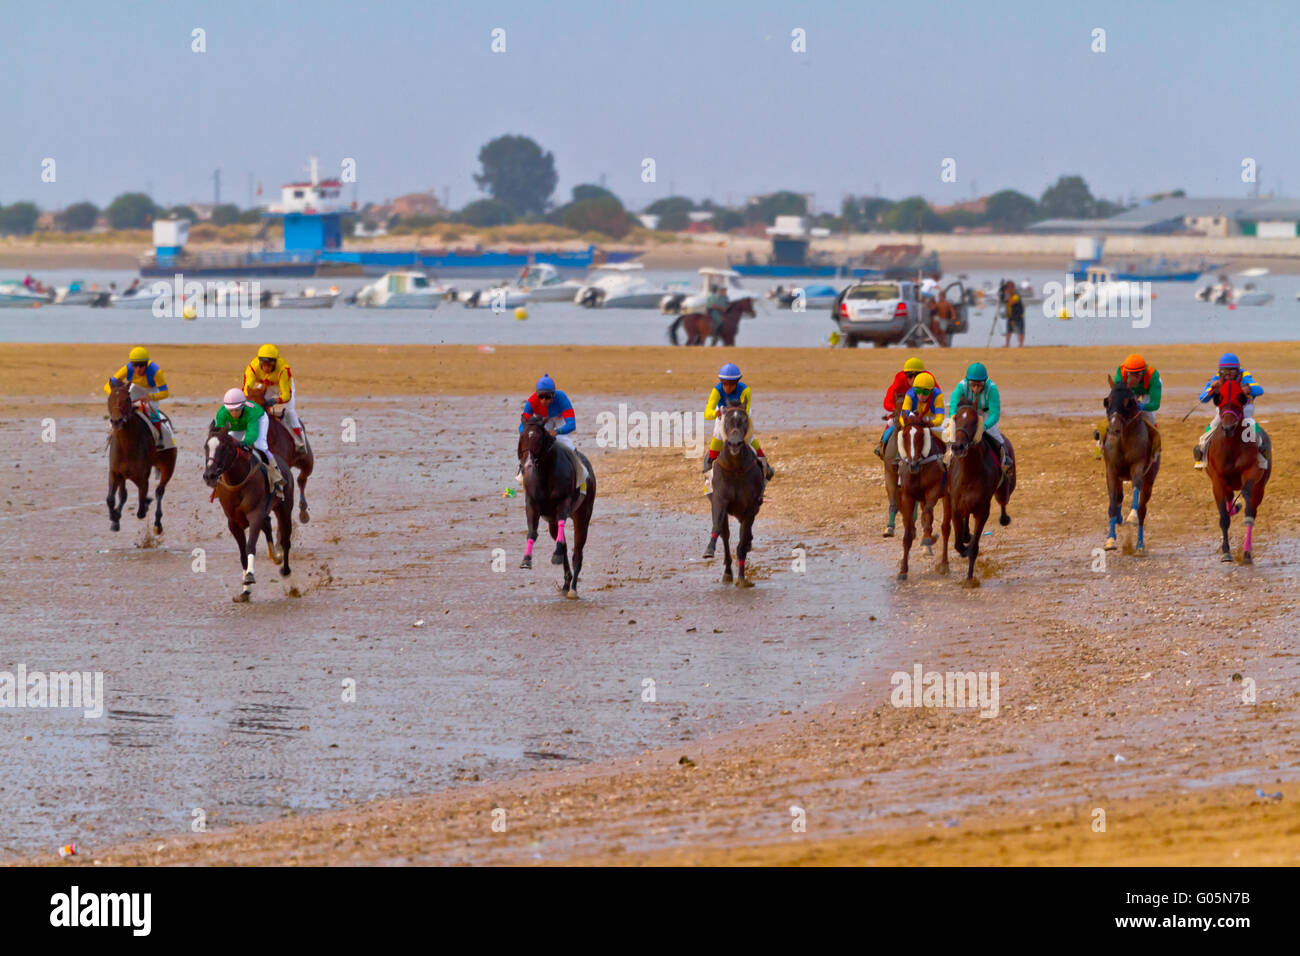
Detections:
457,286,530,309
575,263,671,309
266,287,339,309
511,263,583,302
0,279,54,307
109,285,159,309
769,283,839,309
53,281,99,305
353,271,441,309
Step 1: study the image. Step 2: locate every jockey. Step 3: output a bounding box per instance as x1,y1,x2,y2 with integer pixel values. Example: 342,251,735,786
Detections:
1193,352,1262,468
875,356,926,458
899,371,946,435
242,344,305,450
1112,353,1162,426
519,374,587,495
105,346,175,449
704,362,774,481
213,387,286,497
945,362,1010,474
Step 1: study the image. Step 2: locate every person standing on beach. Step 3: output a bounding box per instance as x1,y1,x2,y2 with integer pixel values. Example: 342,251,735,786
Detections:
1004,283,1025,347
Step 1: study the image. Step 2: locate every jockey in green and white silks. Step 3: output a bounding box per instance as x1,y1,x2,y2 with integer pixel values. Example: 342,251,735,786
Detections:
944,362,1010,473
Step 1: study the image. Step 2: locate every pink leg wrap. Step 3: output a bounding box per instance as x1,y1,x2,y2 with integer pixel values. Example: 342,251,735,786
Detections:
524,538,534,556
556,521,566,544
1244,525,1254,552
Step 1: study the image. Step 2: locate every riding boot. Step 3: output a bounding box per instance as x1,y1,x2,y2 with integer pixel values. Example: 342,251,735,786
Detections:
265,455,287,498
701,453,715,473
760,456,774,482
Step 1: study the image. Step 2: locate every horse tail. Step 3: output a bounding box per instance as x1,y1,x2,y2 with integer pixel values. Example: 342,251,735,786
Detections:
668,316,683,346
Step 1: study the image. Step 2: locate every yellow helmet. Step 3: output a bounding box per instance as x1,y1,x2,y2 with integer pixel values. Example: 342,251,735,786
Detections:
913,372,936,391
257,344,280,361
903,356,926,373
128,346,150,363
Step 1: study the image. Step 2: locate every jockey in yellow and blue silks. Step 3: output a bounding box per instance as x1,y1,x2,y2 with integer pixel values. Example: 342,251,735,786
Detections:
519,374,587,494
105,346,175,449
703,363,774,480
1194,352,1263,468
899,371,945,429
945,362,1010,473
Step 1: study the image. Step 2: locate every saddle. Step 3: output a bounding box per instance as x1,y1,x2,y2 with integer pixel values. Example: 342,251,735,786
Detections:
134,404,173,449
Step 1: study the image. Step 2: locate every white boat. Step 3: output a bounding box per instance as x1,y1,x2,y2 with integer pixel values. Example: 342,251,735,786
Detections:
0,279,54,307
1232,284,1273,307
353,271,441,309
511,263,583,302
53,281,99,305
574,263,670,309
457,286,530,309
109,285,158,309
1072,267,1148,310
268,287,339,309
660,267,757,314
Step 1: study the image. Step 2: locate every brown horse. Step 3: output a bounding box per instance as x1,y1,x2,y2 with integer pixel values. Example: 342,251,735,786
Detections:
202,428,293,602
1099,382,1160,554
895,413,950,580
703,406,764,586
247,381,314,523
1205,379,1270,564
106,381,177,534
879,413,904,537
518,415,596,598
668,297,757,346
947,400,1015,586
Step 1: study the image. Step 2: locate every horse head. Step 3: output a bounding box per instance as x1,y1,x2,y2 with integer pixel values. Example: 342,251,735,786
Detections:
1215,379,1248,432
899,414,934,473
722,406,750,456
518,414,553,475
950,400,981,458
246,381,272,410
732,297,756,320
1104,383,1140,434
107,380,133,428
203,429,241,488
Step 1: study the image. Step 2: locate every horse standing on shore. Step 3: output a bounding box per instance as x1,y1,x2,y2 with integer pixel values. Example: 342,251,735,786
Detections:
105,380,176,534
1098,382,1160,554
894,413,950,580
668,297,756,346
247,380,315,524
703,406,764,586
203,427,293,602
518,415,596,598
1205,380,1271,563
946,400,1015,586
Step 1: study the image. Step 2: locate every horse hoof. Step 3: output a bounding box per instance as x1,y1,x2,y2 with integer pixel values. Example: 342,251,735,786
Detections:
551,553,565,566
299,510,310,524
1104,538,1117,551
280,566,291,577
242,572,255,585
962,577,981,589
722,571,733,583
565,589,579,600
110,522,120,532
921,536,932,548
937,562,949,575
882,526,894,538
1125,509,1138,525
896,572,908,581
1220,551,1233,563
520,556,532,570
703,547,716,560
153,524,163,535
233,591,250,603
923,545,933,557
738,577,754,588
999,514,1011,526
1135,545,1146,556
1242,551,1253,565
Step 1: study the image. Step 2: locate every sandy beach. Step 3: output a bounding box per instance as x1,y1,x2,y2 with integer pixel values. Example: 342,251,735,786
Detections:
3,342,1296,866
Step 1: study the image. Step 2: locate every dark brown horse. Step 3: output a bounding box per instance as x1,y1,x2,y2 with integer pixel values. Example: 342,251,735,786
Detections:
1205,379,1270,563
202,428,293,602
895,413,950,580
880,412,903,537
106,381,176,534
668,297,756,346
947,400,1015,586
1099,382,1160,554
703,406,764,585
247,381,315,523
518,415,596,598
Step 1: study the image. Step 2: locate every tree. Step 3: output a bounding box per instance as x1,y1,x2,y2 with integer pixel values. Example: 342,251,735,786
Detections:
459,198,517,227
745,190,808,225
1039,175,1097,219
711,208,744,232
645,196,693,231
0,201,39,236
210,203,241,226
473,135,558,216
106,192,158,230
55,201,100,231
940,208,984,231
884,196,949,233
562,198,633,238
238,208,263,224
571,183,622,206
984,190,1038,231
841,196,895,232
167,205,198,222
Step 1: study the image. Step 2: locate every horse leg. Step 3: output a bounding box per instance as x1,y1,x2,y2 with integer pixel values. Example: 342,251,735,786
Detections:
705,486,722,558
521,504,539,569
1239,478,1257,564
719,516,733,583
937,493,951,575
152,454,173,534
551,511,568,566
964,506,990,587
898,492,914,580
1126,482,1140,526
277,499,293,577
735,516,755,588
883,459,898,537
1214,482,1233,563
1104,472,1122,550
106,473,123,531
244,510,265,587
567,514,587,599
1135,475,1153,555
921,498,935,554
296,453,313,523
134,471,152,520
230,519,253,601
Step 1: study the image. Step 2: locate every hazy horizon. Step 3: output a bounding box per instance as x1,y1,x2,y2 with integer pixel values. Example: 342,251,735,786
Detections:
4,0,1296,212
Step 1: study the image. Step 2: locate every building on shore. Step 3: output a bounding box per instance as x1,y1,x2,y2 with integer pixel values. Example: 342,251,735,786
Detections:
1029,197,1300,238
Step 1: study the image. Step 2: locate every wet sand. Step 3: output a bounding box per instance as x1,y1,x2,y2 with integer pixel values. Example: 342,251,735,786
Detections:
4,343,1298,865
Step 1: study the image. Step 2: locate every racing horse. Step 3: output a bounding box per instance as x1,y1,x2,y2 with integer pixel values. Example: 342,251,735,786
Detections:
518,415,596,598
703,406,764,586
895,412,950,580
246,380,315,523
1205,379,1271,563
668,297,757,346
1098,382,1160,554
105,380,177,534
202,427,293,602
946,399,1015,586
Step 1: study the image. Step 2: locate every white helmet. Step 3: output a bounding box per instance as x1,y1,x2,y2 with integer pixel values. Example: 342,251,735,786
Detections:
223,387,246,410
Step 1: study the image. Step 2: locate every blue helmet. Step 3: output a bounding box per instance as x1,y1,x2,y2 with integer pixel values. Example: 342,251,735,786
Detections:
718,363,742,381
1218,353,1240,370
965,361,988,382
536,375,556,394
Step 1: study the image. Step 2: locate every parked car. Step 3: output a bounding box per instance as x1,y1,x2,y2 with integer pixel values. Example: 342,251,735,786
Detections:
831,278,968,347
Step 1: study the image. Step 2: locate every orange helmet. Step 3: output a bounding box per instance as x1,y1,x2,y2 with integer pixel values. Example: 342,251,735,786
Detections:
1121,353,1146,373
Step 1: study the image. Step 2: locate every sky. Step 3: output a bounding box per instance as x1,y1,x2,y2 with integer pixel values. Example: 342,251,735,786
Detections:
3,0,1298,213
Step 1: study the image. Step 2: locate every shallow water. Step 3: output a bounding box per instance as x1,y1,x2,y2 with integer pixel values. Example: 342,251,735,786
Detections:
3,267,1298,348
